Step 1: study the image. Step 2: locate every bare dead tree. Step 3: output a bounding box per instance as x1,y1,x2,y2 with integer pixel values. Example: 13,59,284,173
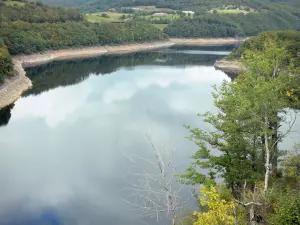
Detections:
122,134,192,225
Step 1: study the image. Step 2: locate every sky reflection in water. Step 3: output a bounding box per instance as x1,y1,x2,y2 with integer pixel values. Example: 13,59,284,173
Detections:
0,48,232,225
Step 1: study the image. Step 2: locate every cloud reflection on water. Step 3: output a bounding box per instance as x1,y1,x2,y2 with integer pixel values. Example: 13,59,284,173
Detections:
0,57,230,224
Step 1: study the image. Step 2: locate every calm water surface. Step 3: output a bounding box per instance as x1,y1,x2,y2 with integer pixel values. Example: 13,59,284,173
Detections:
2,45,297,225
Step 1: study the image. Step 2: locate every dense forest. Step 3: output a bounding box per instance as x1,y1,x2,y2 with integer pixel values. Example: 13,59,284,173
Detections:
164,16,244,38
164,6,300,37
0,21,165,55
0,0,82,22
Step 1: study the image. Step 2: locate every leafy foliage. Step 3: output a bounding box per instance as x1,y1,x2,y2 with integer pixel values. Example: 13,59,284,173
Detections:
268,188,300,225
266,147,300,224
281,145,300,180
194,186,235,225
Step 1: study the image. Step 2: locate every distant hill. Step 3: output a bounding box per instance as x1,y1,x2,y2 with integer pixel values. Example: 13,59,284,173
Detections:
32,0,300,12
0,0,82,22
0,0,165,55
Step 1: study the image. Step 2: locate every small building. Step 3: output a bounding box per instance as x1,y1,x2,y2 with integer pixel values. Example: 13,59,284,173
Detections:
182,11,195,15
132,7,143,11
152,13,168,17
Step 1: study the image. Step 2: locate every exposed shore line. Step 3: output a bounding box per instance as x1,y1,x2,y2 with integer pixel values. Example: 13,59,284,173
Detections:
0,59,32,109
214,59,245,75
0,38,245,109
170,37,247,46
17,41,174,68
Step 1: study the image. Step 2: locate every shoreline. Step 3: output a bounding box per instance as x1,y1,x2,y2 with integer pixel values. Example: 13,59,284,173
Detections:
170,37,246,46
0,38,245,109
17,41,175,68
0,59,32,109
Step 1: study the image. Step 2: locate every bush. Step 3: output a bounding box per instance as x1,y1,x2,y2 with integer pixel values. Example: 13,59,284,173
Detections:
269,189,300,225
101,13,109,18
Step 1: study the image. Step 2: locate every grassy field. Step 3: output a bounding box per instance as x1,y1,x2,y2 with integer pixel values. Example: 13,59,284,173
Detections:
209,5,255,14
215,9,250,14
85,12,131,23
152,24,168,30
4,0,25,6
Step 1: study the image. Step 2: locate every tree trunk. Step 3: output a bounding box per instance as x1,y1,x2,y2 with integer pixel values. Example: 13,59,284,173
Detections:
271,120,279,176
172,212,176,225
233,207,238,225
264,115,270,195
249,204,255,225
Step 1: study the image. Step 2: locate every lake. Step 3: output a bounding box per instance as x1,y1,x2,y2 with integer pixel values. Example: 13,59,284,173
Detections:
2,45,295,225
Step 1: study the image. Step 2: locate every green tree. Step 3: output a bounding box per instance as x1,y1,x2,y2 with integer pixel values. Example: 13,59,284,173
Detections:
0,42,13,82
181,40,299,224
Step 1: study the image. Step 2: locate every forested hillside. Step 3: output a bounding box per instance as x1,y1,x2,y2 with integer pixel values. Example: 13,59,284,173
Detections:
32,0,300,12
0,0,165,82
30,0,300,38
164,9,300,37
118,0,300,10
0,0,82,22
30,0,88,7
